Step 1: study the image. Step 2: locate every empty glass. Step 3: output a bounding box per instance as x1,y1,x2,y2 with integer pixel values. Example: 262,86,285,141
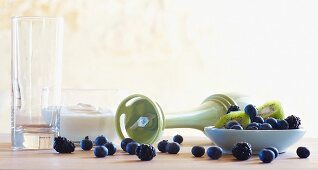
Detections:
11,16,63,150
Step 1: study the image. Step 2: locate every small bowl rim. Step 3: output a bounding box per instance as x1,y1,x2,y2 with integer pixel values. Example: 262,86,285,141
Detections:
204,125,306,154
204,126,306,132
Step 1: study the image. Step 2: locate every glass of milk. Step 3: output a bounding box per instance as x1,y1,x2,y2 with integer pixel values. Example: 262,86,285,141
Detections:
56,89,123,143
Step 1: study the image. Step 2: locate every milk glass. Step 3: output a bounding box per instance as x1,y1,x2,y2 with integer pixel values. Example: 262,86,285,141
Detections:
59,89,121,143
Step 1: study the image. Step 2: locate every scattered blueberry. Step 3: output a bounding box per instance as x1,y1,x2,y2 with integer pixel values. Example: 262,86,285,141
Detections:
95,135,108,146
246,126,258,130
121,138,134,152
285,115,301,129
232,142,252,160
136,144,156,161
191,146,205,157
226,120,240,129
207,146,223,160
244,104,258,119
173,134,183,144
259,123,273,130
227,105,240,114
157,140,169,153
94,146,108,158
80,136,93,151
277,120,289,130
126,142,140,155
252,116,264,124
265,147,279,158
297,147,310,158
53,136,75,153
259,149,275,163
230,125,243,130
166,142,180,154
104,142,117,155
264,118,278,129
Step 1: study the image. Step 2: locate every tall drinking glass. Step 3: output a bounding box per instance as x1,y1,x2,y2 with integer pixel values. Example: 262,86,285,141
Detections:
11,17,63,150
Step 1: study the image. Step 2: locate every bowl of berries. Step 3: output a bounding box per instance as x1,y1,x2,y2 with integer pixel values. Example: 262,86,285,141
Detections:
204,101,306,154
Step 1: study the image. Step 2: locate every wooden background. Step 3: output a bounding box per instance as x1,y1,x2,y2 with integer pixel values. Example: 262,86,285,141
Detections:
0,134,317,169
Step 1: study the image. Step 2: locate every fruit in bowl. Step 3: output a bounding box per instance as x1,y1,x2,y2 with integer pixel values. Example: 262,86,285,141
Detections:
204,126,305,154
215,101,285,129
204,101,306,154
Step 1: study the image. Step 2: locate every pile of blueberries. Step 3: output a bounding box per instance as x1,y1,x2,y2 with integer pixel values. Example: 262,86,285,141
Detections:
121,138,156,161
53,133,310,163
91,135,157,161
191,146,223,160
157,134,183,154
91,135,117,157
230,142,282,163
191,141,310,163
233,142,310,163
54,135,157,161
53,134,184,160
53,135,117,157
226,104,301,130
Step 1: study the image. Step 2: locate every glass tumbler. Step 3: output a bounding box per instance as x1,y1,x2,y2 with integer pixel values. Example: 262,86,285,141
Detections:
11,17,63,150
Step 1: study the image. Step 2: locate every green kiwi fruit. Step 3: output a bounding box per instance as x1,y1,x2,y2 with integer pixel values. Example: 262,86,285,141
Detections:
257,100,285,120
215,111,251,129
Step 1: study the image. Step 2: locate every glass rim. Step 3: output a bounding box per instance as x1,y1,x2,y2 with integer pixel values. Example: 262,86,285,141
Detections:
12,16,63,21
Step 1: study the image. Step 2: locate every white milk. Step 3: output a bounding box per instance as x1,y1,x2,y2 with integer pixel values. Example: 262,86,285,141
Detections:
43,104,117,142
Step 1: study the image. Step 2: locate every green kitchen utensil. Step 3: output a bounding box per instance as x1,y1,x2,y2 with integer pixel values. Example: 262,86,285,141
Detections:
115,93,250,144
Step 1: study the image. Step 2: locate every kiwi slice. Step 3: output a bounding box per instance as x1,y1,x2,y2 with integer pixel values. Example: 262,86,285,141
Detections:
257,100,285,120
215,111,251,129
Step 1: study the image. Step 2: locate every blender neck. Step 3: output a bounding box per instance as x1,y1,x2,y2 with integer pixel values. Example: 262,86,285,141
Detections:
164,93,237,131
164,102,219,131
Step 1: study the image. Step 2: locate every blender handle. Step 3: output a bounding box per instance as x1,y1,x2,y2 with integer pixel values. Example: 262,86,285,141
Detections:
164,101,227,131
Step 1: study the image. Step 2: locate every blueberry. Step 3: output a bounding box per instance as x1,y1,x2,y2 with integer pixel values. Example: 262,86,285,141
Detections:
277,120,289,130
259,149,275,163
297,147,310,158
244,104,258,119
173,134,183,144
232,142,252,160
259,123,273,130
95,135,108,146
246,122,260,129
136,144,156,161
126,142,140,155
226,120,240,129
227,105,240,114
230,125,243,130
157,140,169,153
104,142,117,155
94,146,108,158
191,146,205,157
246,126,258,130
80,136,93,151
264,118,278,129
121,138,134,152
166,142,180,154
252,116,264,124
207,146,223,160
265,147,279,158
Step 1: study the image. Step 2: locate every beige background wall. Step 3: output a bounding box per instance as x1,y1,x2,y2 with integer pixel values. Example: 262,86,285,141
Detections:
1,0,318,137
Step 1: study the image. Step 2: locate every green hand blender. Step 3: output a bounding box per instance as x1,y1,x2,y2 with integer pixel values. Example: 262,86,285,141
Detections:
115,93,250,144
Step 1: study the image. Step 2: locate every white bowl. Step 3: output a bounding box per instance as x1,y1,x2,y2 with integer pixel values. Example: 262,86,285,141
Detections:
204,126,306,154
